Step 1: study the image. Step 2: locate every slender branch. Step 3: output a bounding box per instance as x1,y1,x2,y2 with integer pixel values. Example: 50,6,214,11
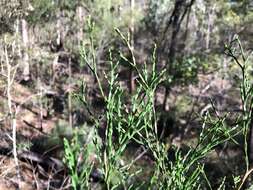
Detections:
4,41,21,188
237,167,253,190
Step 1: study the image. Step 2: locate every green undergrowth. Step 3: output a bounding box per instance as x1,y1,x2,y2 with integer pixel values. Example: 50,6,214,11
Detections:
63,24,253,190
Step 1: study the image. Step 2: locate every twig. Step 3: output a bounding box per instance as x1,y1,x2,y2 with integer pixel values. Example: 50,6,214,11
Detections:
23,120,48,136
237,167,253,190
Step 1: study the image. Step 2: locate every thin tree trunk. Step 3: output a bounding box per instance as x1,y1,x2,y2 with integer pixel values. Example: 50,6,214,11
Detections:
129,0,135,94
163,87,170,111
248,108,253,166
21,19,30,81
182,3,192,52
68,57,73,128
5,42,21,188
76,5,85,47
50,11,62,86
56,12,61,48
162,0,195,111
37,68,44,131
205,4,215,50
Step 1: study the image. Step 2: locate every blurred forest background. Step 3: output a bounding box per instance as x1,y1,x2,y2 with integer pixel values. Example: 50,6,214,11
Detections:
0,0,253,189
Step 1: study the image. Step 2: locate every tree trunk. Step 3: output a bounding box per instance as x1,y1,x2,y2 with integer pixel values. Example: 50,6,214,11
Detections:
76,5,85,47
162,0,195,111
205,3,215,50
21,19,30,81
182,4,191,50
68,57,73,128
163,87,170,111
129,0,135,94
248,114,253,167
56,12,61,49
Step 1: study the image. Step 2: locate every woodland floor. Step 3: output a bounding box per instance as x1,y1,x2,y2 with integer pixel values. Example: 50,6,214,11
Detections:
0,69,245,189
